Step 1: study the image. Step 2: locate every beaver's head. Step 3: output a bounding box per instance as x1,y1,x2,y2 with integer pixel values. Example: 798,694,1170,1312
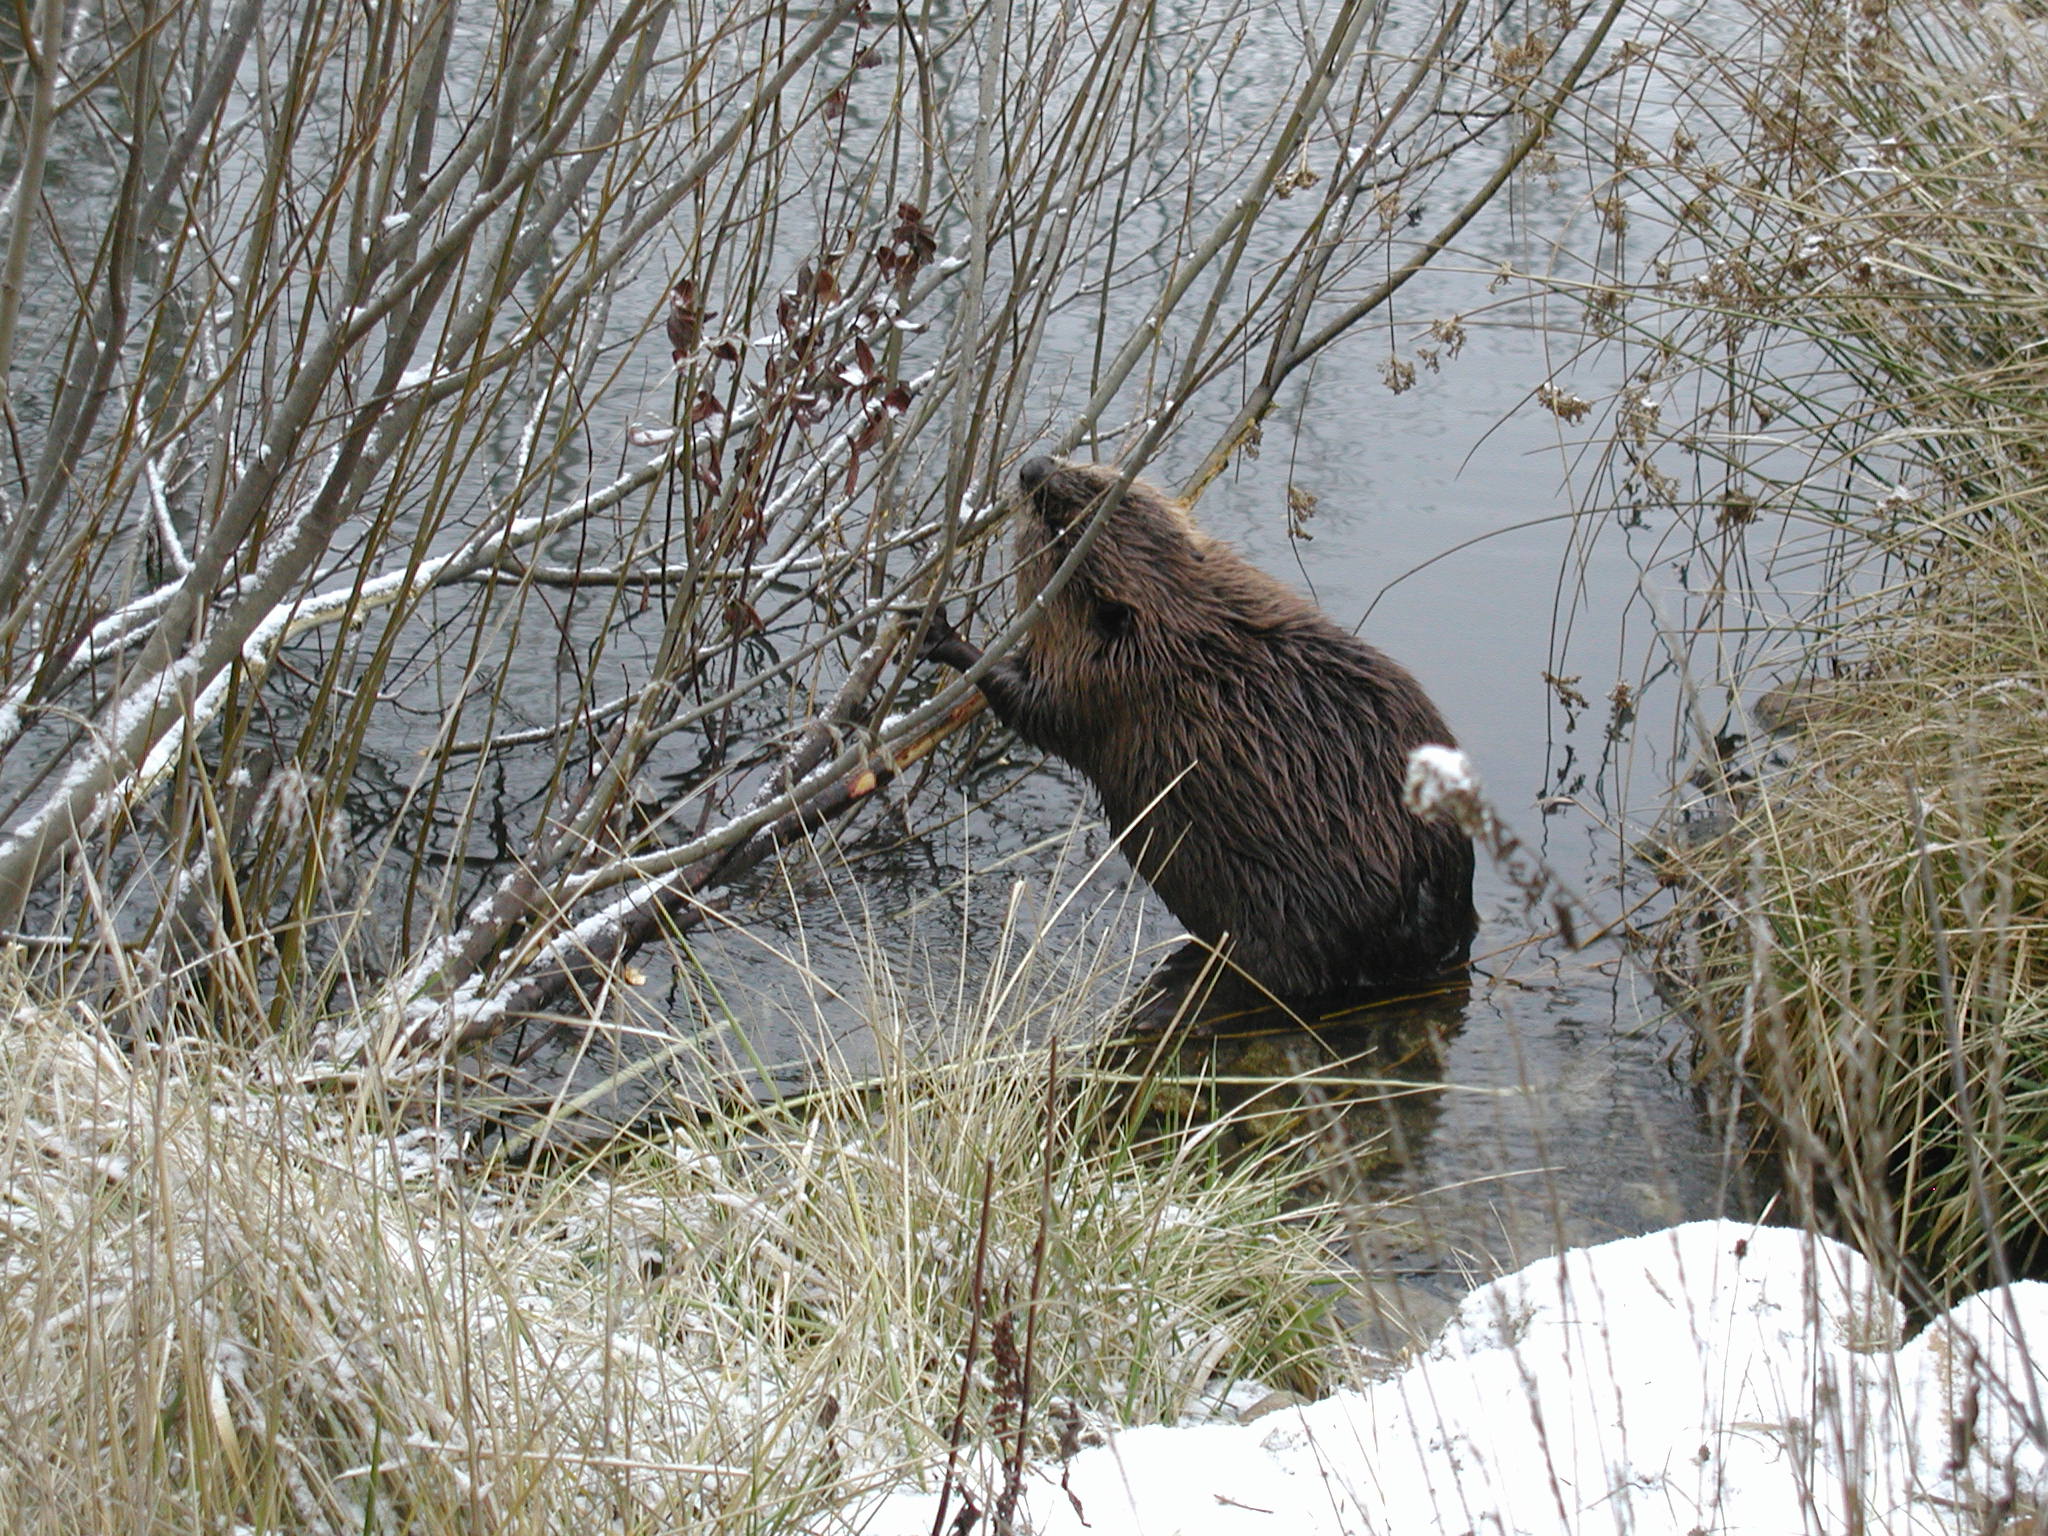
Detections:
1010,457,1206,619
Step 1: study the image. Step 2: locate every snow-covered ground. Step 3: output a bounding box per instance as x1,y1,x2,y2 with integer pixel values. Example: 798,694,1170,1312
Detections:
848,1221,2048,1534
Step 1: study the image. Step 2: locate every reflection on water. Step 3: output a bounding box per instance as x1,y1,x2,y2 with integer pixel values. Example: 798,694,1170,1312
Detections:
1098,975,1474,1356
1099,967,1468,1180
1086,935,1751,1302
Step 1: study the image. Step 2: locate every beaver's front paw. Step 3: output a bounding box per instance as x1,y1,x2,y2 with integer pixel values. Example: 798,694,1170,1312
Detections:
906,606,983,671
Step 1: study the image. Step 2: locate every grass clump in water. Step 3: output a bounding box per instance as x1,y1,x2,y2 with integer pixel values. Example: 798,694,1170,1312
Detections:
1671,537,2048,1293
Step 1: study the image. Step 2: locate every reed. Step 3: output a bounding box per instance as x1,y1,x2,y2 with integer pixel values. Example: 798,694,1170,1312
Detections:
1568,0,2048,1293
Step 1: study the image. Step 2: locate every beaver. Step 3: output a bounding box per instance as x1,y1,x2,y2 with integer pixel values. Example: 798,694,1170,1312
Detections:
921,457,1476,1000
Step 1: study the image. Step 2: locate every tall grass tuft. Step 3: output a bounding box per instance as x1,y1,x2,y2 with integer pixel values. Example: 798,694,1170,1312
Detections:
1672,540,2048,1291
1569,0,2048,1293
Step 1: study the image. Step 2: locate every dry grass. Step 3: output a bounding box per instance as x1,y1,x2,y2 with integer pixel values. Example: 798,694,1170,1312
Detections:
1609,0,2048,1294
0,942,1357,1534
1671,530,2048,1291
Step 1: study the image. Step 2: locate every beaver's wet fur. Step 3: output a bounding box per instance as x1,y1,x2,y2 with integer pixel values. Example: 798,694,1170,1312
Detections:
925,457,1476,1001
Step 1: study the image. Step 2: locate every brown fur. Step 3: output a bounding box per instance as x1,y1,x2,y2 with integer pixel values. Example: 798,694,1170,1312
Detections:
932,458,1476,998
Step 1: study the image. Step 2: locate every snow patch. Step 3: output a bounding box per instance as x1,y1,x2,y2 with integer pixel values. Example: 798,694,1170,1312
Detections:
1403,743,1477,816
848,1221,2048,1534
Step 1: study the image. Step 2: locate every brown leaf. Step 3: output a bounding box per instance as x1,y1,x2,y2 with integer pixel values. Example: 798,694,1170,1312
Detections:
886,203,937,288
665,277,706,360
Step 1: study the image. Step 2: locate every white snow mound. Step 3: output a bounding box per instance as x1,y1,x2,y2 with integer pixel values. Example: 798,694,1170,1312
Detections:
848,1219,2048,1534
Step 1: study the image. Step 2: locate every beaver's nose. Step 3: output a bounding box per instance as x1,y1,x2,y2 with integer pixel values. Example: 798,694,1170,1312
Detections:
1018,456,1056,492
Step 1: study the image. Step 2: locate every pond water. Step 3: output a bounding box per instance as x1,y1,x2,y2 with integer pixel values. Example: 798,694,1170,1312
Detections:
7,1,1779,1302
515,93,1762,1295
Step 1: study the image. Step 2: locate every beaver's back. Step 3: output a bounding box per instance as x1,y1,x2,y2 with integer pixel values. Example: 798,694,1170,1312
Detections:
978,459,1476,996
1057,548,1471,991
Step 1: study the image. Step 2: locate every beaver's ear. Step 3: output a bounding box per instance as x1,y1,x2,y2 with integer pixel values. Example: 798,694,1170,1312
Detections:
1092,599,1135,645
